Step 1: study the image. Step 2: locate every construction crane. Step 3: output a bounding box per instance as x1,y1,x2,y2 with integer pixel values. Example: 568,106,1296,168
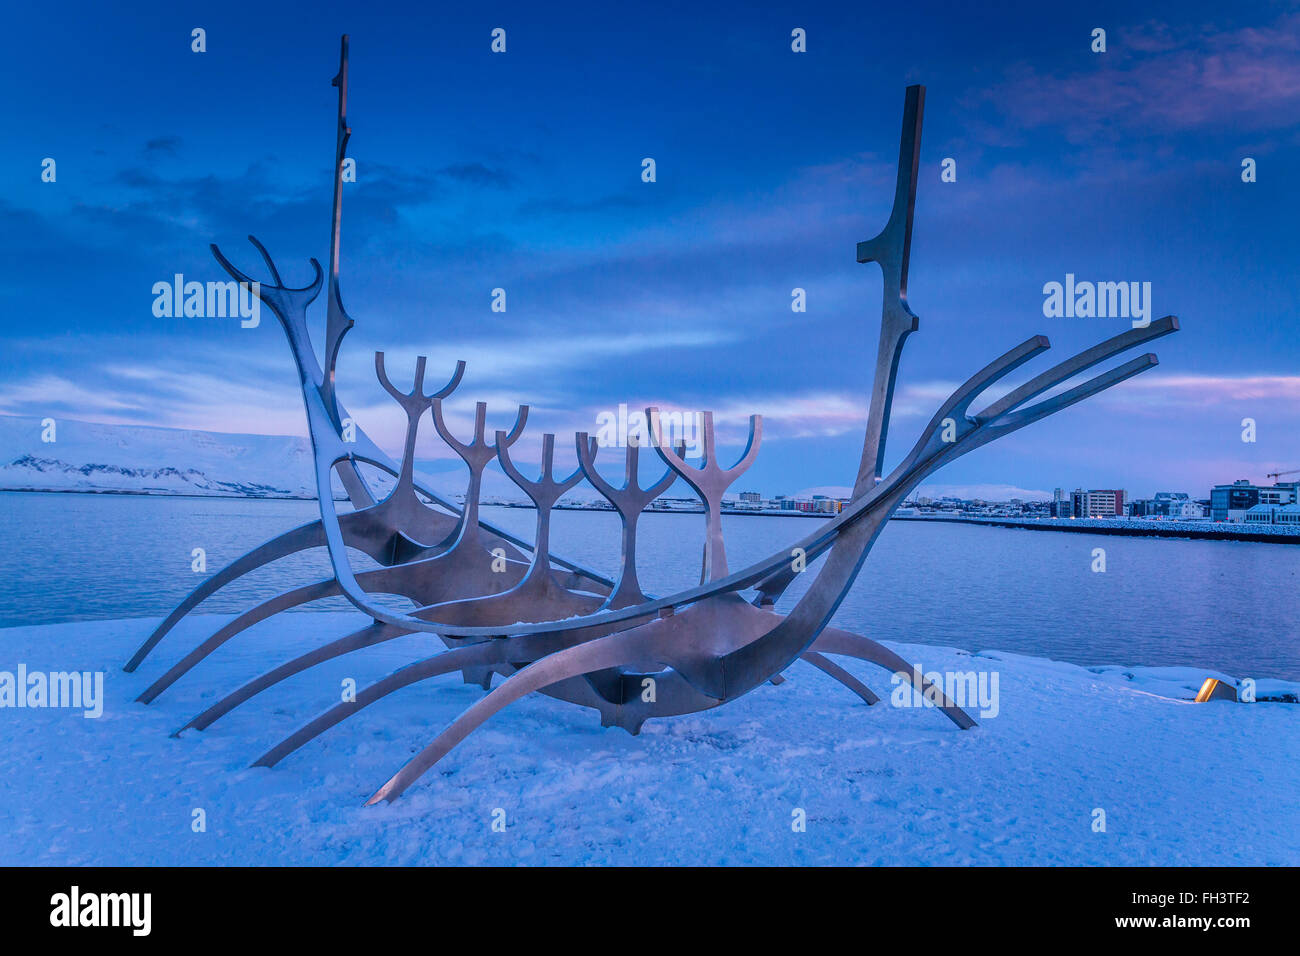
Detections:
1266,467,1300,480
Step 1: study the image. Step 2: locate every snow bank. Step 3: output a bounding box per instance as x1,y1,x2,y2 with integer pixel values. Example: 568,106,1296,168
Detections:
0,613,1295,865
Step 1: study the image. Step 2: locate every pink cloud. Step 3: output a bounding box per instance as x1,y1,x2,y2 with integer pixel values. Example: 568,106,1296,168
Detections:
1114,373,1300,406
982,13,1300,138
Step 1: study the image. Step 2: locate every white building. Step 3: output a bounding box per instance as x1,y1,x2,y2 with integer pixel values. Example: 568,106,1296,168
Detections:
1152,491,1205,519
1243,503,1300,525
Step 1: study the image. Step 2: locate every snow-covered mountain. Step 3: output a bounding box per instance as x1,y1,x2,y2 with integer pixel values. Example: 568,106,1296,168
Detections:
0,415,320,497
0,414,526,501
795,483,1053,503
2,454,309,497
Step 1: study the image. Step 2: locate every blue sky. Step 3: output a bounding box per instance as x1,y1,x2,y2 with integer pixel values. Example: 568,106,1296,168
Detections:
2,0,1298,498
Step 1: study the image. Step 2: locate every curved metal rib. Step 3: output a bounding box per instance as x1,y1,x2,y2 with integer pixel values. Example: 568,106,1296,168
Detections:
250,641,516,767
138,577,343,704
365,626,654,803
176,620,408,735
811,628,975,730
125,518,328,672
799,650,880,705
175,432,605,729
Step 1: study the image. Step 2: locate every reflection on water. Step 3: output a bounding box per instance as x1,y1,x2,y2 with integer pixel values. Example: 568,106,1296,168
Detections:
1,492,1296,680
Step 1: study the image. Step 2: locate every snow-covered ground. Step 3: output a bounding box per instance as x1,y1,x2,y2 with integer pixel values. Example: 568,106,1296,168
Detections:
1,612,1296,866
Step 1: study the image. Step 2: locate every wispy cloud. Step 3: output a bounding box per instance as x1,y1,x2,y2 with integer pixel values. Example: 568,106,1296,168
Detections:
979,13,1300,140
1107,373,1300,407
0,375,147,416
438,163,514,189
341,326,736,396
143,136,181,156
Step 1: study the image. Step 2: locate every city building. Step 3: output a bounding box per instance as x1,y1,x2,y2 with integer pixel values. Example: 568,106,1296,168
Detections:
1210,480,1298,522
647,496,701,512
1050,499,1074,517
1153,492,1205,518
1212,480,1259,521
1130,491,1206,519
1050,487,1073,518
1244,504,1276,524
1261,482,1300,505
1243,503,1300,525
1070,488,1126,518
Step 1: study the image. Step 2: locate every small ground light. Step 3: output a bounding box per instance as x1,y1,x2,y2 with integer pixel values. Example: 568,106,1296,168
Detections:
1194,678,1238,703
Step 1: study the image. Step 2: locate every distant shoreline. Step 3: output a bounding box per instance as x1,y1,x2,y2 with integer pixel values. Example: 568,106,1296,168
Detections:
891,514,1300,545
0,487,332,501
0,488,829,515
4,488,1297,544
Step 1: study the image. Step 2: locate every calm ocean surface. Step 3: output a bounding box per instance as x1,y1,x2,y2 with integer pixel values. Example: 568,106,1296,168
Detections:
1,491,1297,680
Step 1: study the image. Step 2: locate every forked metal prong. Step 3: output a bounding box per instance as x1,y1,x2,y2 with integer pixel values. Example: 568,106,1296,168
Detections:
976,316,1177,423
247,234,284,286
974,353,1160,444
374,352,427,405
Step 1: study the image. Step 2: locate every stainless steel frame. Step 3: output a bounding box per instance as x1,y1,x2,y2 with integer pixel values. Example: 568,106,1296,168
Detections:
126,37,1179,804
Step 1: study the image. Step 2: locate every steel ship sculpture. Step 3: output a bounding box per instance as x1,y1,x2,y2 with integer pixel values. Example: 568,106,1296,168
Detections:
125,37,1179,804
